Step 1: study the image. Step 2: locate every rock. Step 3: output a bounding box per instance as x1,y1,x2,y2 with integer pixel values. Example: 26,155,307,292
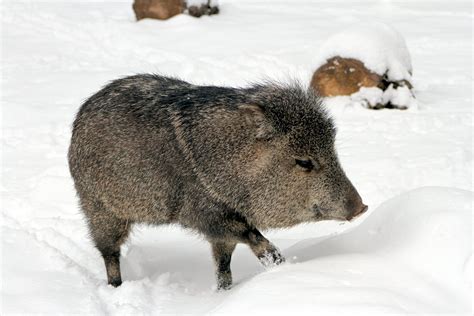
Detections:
187,1,219,17
310,56,383,97
133,0,184,21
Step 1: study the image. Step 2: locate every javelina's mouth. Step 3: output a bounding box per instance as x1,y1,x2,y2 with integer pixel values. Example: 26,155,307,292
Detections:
312,204,368,222
311,204,332,219
311,204,322,218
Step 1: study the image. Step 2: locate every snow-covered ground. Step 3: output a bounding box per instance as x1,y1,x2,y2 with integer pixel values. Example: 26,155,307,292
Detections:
1,0,472,315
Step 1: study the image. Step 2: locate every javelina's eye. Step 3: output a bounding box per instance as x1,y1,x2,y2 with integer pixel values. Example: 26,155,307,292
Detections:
295,158,314,171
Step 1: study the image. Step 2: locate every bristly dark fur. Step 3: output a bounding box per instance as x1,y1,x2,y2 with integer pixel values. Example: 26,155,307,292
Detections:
68,74,365,290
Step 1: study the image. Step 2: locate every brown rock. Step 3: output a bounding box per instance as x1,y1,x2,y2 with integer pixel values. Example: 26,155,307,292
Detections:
133,0,184,21
310,56,382,97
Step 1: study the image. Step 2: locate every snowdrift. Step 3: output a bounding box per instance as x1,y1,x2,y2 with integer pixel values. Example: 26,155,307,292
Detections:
211,187,472,314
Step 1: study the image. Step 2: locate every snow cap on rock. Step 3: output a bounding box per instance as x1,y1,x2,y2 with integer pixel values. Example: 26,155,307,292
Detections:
314,22,412,82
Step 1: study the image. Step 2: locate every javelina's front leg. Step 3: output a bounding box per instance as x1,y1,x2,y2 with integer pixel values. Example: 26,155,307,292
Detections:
242,228,285,267
210,229,284,291
204,210,284,290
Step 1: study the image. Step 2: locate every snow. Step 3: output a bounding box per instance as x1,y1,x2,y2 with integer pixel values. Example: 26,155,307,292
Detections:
1,0,472,315
187,0,217,6
350,87,385,108
349,84,417,109
313,22,413,81
382,83,417,108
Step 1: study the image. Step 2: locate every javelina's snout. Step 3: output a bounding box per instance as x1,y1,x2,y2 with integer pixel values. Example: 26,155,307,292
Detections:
348,204,368,221
345,189,368,221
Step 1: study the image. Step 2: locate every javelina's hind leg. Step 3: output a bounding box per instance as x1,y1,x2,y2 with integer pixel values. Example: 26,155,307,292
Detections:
86,205,131,287
210,240,236,290
243,228,285,267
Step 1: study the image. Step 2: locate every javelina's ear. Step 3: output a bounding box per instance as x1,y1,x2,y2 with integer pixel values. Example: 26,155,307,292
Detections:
239,104,274,140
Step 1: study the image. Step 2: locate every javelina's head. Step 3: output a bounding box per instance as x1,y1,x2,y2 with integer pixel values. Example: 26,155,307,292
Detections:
178,82,367,228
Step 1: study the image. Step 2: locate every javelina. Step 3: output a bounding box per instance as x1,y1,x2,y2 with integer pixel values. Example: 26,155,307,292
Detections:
68,74,367,290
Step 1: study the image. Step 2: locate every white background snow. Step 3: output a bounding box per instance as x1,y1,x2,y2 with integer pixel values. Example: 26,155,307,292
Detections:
1,0,472,315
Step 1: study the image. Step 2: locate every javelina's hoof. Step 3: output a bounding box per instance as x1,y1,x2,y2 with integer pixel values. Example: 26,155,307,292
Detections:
217,275,232,291
216,270,232,291
109,277,122,287
258,247,285,267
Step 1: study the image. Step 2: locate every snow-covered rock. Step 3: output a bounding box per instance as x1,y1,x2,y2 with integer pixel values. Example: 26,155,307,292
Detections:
312,22,416,109
314,22,412,81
